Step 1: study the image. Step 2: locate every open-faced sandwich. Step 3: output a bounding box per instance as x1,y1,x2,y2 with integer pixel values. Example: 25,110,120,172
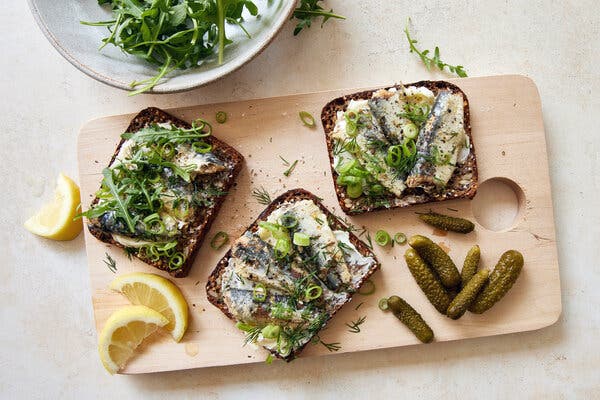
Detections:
81,107,243,277
321,81,477,214
206,189,379,361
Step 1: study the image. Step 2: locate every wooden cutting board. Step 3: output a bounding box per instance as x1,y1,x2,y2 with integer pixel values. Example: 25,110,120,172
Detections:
78,75,561,374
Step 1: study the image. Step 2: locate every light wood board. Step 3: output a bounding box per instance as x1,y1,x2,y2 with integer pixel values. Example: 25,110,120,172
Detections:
78,75,561,374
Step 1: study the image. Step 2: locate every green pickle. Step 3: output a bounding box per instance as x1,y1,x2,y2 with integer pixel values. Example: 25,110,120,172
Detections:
446,269,490,319
408,235,461,288
418,211,475,233
404,248,452,314
469,250,524,314
387,296,434,343
461,245,481,287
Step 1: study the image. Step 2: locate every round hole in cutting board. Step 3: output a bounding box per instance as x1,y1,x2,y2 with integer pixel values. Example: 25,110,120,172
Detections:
471,178,525,231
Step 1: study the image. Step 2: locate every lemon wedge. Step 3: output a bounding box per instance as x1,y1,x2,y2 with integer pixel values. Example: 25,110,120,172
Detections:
24,173,82,240
98,305,168,374
110,273,189,342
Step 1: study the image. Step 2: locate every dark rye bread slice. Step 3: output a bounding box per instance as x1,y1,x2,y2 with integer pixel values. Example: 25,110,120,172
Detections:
206,188,380,361
86,107,244,278
321,80,478,215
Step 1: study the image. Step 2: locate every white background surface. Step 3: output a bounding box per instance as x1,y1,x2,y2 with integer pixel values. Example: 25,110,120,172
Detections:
1,1,598,398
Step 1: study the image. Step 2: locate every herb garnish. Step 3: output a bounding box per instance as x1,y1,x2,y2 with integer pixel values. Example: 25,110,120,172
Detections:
404,21,467,77
320,340,342,352
292,0,345,36
345,316,366,333
103,252,117,273
251,187,272,205
280,157,299,177
398,103,431,127
82,0,260,95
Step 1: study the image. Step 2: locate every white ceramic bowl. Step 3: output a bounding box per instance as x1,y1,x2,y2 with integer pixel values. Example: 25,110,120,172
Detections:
28,0,295,93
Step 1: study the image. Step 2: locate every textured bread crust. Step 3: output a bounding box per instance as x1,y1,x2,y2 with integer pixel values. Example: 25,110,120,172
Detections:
86,107,244,278
321,81,478,215
206,188,381,361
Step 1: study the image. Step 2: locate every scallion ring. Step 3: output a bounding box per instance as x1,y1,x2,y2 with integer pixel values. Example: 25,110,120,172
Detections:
385,145,403,167
357,279,376,295
147,170,162,183
370,184,384,196
279,214,298,229
375,230,391,246
378,297,389,311
192,119,212,136
337,175,362,186
402,139,417,157
404,123,419,140
160,142,176,159
252,283,267,302
168,252,185,270
337,159,357,174
192,141,212,154
210,231,229,250
293,232,310,246
347,183,363,198
394,232,407,245
346,111,359,124
346,121,358,137
172,198,190,220
143,213,166,235
304,284,323,301
299,111,316,128
274,238,291,259
215,111,227,124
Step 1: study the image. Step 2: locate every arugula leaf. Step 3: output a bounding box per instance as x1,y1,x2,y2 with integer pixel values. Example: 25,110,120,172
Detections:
404,21,467,78
101,168,136,233
292,0,345,36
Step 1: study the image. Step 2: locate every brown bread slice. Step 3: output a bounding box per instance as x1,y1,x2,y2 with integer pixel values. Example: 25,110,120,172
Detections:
321,80,478,215
86,107,244,277
206,188,380,361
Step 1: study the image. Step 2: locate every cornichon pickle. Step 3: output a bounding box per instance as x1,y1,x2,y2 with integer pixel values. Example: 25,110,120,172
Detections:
469,250,524,314
447,269,490,319
404,248,452,314
461,245,481,287
387,295,434,343
408,235,461,288
418,211,475,233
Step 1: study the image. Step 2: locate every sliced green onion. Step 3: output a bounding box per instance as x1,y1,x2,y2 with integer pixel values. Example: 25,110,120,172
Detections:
346,111,359,124
347,183,363,198
378,297,389,311
147,170,162,183
404,123,419,140
375,230,391,246
279,214,298,229
337,175,362,186
293,232,310,247
370,184,385,196
337,159,357,174
210,231,229,250
346,121,358,137
402,139,417,157
357,279,375,295
168,252,185,270
305,284,323,301
261,324,280,339
172,198,190,220
274,238,292,259
348,166,370,177
192,141,212,154
215,111,227,124
160,142,176,159
253,283,267,302
345,140,360,153
235,321,254,332
144,245,161,262
394,232,407,245
258,221,289,240
299,111,316,127
385,145,403,167
143,214,166,236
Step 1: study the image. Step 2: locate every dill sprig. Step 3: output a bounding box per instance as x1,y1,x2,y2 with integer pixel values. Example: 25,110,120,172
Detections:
345,316,366,333
103,252,117,273
292,0,345,36
404,21,467,78
398,103,431,127
320,340,342,352
251,187,272,205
